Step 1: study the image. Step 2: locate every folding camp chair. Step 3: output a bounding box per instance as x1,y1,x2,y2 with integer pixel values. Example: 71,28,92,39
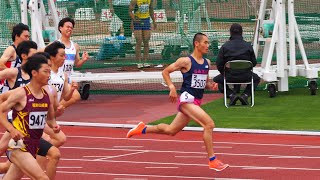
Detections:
224,60,254,108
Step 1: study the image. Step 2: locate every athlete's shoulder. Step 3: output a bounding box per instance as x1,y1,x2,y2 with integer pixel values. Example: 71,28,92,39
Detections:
43,85,57,96
10,86,26,97
205,58,211,65
0,46,16,61
176,56,192,64
73,42,80,51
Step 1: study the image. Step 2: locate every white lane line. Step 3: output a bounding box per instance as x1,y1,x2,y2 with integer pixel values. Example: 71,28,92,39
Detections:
201,146,233,149
66,135,319,148
83,156,112,158
61,146,320,159
269,155,320,159
145,167,179,169
113,146,144,148
60,158,320,171
175,156,206,158
57,166,83,169
114,179,147,180
57,170,259,180
243,167,277,170
293,146,320,149
95,151,147,161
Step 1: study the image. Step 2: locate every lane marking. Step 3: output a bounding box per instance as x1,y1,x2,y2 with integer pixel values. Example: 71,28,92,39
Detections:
56,121,320,136
83,156,112,158
114,178,148,180
269,155,320,159
61,146,320,159
59,158,320,171
201,146,232,149
243,167,277,170
57,170,259,180
175,156,206,158
95,151,147,161
57,166,83,169
293,146,320,149
113,146,144,148
145,167,179,169
66,135,320,148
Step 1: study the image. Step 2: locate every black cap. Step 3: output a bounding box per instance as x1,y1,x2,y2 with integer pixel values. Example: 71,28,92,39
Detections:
230,23,243,36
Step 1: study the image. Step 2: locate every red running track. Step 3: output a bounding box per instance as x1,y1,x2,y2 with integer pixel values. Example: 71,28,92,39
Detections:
5,126,315,180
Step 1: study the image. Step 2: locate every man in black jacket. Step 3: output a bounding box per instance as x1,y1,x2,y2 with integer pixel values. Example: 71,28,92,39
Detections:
213,23,260,105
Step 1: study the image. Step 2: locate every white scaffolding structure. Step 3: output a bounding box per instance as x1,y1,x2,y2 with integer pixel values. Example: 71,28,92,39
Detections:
21,0,60,49
252,0,318,97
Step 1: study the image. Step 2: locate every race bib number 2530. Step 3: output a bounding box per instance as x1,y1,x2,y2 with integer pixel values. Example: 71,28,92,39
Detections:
29,111,47,129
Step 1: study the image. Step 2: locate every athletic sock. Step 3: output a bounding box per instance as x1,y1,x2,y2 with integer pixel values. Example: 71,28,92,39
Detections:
142,127,147,134
209,156,216,161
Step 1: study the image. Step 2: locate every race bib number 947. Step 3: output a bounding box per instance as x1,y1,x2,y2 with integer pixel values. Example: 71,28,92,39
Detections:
191,74,207,89
29,111,47,129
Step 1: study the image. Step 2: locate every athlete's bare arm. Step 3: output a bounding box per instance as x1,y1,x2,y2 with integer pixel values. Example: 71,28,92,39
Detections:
0,68,18,87
0,88,25,140
162,57,191,103
74,43,89,68
60,73,77,102
45,84,65,117
43,85,58,111
0,46,16,70
45,89,60,133
204,59,217,90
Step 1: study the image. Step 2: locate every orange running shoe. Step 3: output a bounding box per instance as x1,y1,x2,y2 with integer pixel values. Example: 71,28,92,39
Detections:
126,122,146,138
209,159,229,171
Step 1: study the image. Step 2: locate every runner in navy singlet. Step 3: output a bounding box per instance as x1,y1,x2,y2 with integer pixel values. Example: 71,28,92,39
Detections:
126,33,229,172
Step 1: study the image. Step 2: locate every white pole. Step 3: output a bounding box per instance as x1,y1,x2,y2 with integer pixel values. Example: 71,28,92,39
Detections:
294,17,310,70
264,11,279,73
288,0,296,76
277,0,287,78
20,0,28,25
277,0,289,91
47,0,60,39
29,0,45,48
253,0,268,56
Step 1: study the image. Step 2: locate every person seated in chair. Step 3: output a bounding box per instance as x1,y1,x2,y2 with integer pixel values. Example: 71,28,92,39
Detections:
213,23,260,105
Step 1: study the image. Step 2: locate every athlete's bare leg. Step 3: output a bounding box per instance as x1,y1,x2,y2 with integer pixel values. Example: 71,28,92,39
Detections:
147,103,215,158
142,30,151,61
134,30,142,62
0,161,11,173
179,104,215,158
0,132,11,156
146,112,190,136
43,125,66,148
36,146,60,180
4,150,49,180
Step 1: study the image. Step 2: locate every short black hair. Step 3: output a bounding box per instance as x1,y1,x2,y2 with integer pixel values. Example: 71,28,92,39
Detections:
58,17,75,33
16,41,38,60
230,23,243,36
12,23,29,41
193,32,207,47
35,52,50,60
22,54,48,79
44,41,66,58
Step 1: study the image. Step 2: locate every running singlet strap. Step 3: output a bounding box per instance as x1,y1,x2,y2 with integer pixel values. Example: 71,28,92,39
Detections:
5,45,22,68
